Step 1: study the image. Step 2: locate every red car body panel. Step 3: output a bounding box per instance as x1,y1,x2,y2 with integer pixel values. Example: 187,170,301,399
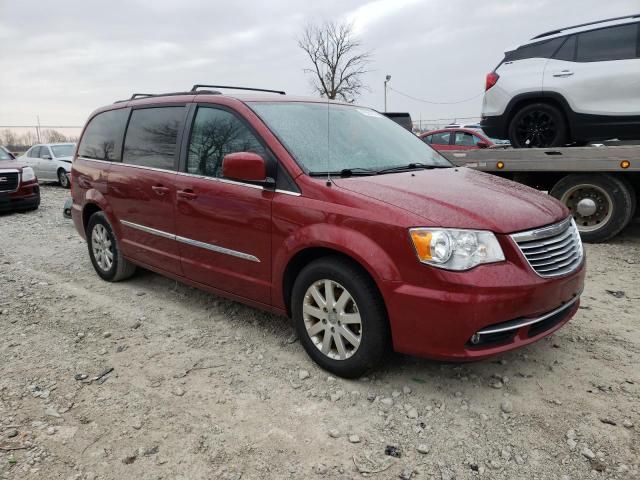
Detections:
0,160,40,212
71,94,585,361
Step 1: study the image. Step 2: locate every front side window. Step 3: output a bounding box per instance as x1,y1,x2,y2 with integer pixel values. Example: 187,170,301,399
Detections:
250,102,451,174
422,135,432,144
122,107,185,170
28,146,41,158
187,107,267,178
576,23,639,62
78,109,129,161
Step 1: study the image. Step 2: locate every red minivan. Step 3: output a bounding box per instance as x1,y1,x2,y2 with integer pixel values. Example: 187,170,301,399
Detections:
71,86,586,377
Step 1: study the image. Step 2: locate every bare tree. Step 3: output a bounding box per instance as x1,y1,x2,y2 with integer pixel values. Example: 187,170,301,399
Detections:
41,129,68,143
298,21,371,102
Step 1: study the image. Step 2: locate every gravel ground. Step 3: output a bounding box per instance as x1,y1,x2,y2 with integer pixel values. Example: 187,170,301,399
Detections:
0,185,638,480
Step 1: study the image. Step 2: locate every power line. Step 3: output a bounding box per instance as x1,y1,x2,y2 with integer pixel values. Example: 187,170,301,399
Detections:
388,86,484,105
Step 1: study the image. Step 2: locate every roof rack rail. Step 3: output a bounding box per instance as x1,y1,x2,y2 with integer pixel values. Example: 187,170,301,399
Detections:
531,13,640,39
114,90,222,104
191,84,286,95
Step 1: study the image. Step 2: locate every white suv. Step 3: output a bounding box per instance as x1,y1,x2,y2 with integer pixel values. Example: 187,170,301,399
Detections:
481,14,640,148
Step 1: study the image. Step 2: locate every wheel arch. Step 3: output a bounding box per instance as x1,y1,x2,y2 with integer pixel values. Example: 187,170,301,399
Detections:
505,92,574,141
82,202,102,234
280,237,398,318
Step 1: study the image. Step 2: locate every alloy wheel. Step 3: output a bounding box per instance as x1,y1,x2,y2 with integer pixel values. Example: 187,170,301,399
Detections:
302,279,362,361
91,224,114,272
514,110,558,148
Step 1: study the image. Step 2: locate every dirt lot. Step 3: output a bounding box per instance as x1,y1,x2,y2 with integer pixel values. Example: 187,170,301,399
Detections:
0,185,638,480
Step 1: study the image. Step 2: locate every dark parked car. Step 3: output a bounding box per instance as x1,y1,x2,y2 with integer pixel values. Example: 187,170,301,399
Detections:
71,85,585,377
0,146,40,213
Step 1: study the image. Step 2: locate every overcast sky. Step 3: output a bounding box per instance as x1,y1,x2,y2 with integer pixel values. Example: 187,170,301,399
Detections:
1,0,637,131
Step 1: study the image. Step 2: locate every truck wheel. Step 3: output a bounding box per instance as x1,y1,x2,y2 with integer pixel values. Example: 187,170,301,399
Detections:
291,256,390,378
550,174,634,243
508,103,567,148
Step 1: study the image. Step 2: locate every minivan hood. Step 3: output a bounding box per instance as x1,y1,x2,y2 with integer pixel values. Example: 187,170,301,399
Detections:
333,167,567,233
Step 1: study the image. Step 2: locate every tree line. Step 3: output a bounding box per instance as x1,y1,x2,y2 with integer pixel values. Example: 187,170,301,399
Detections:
0,129,79,149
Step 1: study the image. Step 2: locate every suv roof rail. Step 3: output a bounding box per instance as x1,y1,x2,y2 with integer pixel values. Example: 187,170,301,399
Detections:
191,84,286,95
114,89,222,104
531,13,640,39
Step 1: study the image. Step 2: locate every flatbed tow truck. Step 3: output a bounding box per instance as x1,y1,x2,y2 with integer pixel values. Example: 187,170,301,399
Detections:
443,145,639,242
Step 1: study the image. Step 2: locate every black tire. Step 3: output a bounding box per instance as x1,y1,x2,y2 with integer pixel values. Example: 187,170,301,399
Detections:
86,211,136,281
508,103,568,148
550,174,634,243
58,169,70,189
291,256,390,378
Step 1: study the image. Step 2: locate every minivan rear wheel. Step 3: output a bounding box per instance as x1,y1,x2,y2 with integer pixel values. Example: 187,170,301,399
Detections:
291,257,389,378
87,212,136,281
509,103,567,148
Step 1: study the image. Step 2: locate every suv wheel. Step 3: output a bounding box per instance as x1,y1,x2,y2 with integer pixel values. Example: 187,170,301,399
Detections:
508,103,567,148
87,212,136,281
58,169,70,189
292,257,389,378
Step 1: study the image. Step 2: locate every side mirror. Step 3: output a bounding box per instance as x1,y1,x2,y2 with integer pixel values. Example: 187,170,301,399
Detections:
222,152,268,183
476,141,490,149
42,154,52,160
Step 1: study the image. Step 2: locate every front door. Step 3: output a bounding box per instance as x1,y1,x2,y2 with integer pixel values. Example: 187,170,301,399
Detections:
38,145,57,180
174,105,273,305
107,105,188,275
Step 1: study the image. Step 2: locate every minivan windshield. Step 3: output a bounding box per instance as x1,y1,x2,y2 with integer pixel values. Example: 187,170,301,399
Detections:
51,144,75,158
250,102,452,175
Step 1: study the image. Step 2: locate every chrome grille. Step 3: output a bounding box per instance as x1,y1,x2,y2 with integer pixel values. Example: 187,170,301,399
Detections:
511,217,583,277
0,170,20,193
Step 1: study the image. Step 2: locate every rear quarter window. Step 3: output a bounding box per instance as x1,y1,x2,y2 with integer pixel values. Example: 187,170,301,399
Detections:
78,109,129,161
505,37,564,62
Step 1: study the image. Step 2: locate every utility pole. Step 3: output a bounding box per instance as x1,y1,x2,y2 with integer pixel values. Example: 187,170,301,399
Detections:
384,75,391,112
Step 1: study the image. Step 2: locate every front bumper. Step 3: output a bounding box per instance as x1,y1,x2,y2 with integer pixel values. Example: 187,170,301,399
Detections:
384,258,586,360
0,183,40,213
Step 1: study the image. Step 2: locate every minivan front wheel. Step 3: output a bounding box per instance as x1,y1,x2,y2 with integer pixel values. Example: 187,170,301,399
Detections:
292,257,389,378
87,212,136,281
508,103,567,148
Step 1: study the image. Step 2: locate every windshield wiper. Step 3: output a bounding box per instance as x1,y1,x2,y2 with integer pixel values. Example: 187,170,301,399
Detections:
309,167,377,177
376,163,451,174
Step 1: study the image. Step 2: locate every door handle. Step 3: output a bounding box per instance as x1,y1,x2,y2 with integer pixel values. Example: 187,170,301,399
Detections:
553,70,574,77
177,189,198,200
151,185,170,195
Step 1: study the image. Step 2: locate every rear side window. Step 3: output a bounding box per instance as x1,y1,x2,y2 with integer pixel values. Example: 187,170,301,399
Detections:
505,37,564,61
122,107,186,170
187,107,267,178
576,23,639,62
422,135,432,144
78,109,128,161
553,35,577,61
431,132,451,145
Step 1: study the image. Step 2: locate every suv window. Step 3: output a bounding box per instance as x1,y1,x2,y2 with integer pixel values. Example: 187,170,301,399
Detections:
187,107,267,178
576,23,639,62
431,132,451,145
505,37,564,61
123,107,185,170
78,109,129,161
553,35,576,61
28,146,41,158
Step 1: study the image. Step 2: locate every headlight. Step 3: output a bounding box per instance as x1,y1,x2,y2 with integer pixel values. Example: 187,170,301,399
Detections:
409,228,505,271
21,167,36,182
